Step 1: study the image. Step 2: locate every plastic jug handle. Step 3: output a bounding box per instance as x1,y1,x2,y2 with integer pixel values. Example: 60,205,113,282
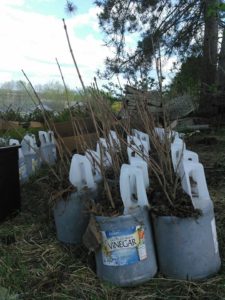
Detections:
130,158,149,189
120,168,133,205
70,155,96,191
192,164,210,200
42,133,47,144
182,162,211,209
135,170,148,204
120,166,148,213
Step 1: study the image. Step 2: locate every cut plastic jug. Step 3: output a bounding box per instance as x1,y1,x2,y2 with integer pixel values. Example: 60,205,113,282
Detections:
154,128,178,142
173,136,185,147
55,154,96,245
183,149,199,163
21,135,40,176
31,134,41,161
171,142,183,172
154,127,165,142
85,149,102,183
127,135,147,162
132,129,150,153
53,190,91,244
109,130,120,150
171,143,196,172
172,137,186,150
180,160,211,210
48,131,57,160
171,130,179,140
95,206,157,286
96,138,112,167
0,137,7,145
153,201,221,280
21,135,35,154
130,157,149,189
69,154,96,191
120,164,149,214
39,131,56,165
9,139,28,183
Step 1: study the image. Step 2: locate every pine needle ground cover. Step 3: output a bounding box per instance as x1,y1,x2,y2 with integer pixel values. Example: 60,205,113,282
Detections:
0,132,225,300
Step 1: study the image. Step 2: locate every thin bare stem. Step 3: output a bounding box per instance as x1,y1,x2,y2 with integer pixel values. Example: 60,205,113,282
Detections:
62,18,86,92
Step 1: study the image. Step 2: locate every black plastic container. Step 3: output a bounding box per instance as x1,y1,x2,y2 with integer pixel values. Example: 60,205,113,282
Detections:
0,146,21,221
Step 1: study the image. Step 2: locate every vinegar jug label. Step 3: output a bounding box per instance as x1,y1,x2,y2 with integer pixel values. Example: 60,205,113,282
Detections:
101,225,147,266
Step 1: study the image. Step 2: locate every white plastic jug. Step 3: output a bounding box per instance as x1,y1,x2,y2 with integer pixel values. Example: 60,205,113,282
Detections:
39,131,56,165
172,136,186,148
9,139,19,146
85,149,102,182
96,138,112,167
155,128,178,142
171,142,198,173
69,154,96,191
171,141,186,172
39,131,49,144
180,160,211,210
0,137,7,145
130,156,149,189
31,134,38,146
171,130,179,140
39,131,50,164
48,131,57,160
31,134,39,156
9,139,28,182
183,149,199,163
154,127,165,141
120,164,149,214
132,129,151,153
21,134,40,175
21,135,36,154
31,133,41,163
109,130,120,150
127,135,147,162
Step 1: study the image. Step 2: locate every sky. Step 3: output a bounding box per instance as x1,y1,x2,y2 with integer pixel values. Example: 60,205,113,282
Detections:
0,0,115,90
0,0,175,91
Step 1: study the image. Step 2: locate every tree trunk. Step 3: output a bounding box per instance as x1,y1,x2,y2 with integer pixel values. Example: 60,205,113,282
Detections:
217,28,225,89
198,0,219,117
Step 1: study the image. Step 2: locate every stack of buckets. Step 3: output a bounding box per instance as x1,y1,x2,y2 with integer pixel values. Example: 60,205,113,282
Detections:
53,129,221,286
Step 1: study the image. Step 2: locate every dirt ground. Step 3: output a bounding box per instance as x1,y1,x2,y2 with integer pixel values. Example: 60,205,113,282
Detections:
0,130,225,300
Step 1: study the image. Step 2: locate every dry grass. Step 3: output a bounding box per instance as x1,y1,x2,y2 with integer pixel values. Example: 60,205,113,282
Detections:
0,131,225,300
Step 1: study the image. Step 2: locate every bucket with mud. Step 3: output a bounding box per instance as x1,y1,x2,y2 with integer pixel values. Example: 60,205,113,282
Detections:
53,190,90,245
153,201,221,280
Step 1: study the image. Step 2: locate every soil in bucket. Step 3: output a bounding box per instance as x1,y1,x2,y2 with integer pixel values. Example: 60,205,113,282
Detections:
53,189,91,245
94,206,157,287
152,200,221,280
